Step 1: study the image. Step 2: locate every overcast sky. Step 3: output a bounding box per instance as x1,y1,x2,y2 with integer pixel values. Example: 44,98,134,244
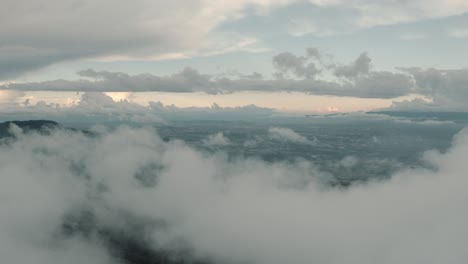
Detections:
2,0,468,112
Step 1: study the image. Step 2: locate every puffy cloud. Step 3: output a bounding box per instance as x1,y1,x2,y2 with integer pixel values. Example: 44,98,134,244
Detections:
202,132,232,146
334,52,372,78
1,125,468,263
382,68,468,111
1,49,416,99
350,71,414,98
386,98,442,112
4,49,468,105
272,51,321,79
406,68,468,98
268,127,316,144
0,92,275,123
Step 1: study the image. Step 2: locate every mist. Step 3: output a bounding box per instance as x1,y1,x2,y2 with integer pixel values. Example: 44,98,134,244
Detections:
1,125,468,263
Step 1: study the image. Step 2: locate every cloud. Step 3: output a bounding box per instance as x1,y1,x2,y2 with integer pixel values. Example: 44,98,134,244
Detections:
272,51,321,79
334,52,372,78
1,49,416,99
0,92,275,123
0,0,293,80
202,132,232,146
2,124,468,263
0,90,25,103
268,127,316,144
3,0,468,80
4,48,468,107
390,67,468,111
339,155,358,168
221,1,468,40
308,0,468,28
449,28,468,38
393,119,455,125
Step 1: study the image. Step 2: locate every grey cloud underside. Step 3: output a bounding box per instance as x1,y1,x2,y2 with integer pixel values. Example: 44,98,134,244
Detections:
2,49,416,99
403,68,468,98
3,48,468,101
0,0,228,79
2,70,413,98
334,53,372,78
382,68,468,111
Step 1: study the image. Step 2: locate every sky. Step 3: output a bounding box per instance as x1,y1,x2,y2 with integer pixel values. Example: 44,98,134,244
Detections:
2,0,468,113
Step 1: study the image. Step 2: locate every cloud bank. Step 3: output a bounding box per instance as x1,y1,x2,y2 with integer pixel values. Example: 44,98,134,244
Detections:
1,124,468,263
3,0,468,80
2,49,417,100
0,92,275,123
3,48,468,110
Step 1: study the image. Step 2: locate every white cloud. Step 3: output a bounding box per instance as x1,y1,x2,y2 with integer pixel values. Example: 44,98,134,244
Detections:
2,124,468,263
268,127,316,144
339,156,359,168
202,132,232,146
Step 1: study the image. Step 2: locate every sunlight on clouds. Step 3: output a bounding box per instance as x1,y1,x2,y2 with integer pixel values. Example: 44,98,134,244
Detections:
104,92,420,113
104,92,134,102
0,90,25,103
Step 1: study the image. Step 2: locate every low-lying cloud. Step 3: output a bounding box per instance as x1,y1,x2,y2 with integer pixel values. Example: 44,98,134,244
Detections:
0,92,275,123
203,132,232,146
1,124,468,263
268,127,316,144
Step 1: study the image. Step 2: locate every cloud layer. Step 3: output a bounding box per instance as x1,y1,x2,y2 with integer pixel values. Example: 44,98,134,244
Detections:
0,0,293,79
0,92,275,124
3,0,468,80
1,124,468,263
2,49,419,100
